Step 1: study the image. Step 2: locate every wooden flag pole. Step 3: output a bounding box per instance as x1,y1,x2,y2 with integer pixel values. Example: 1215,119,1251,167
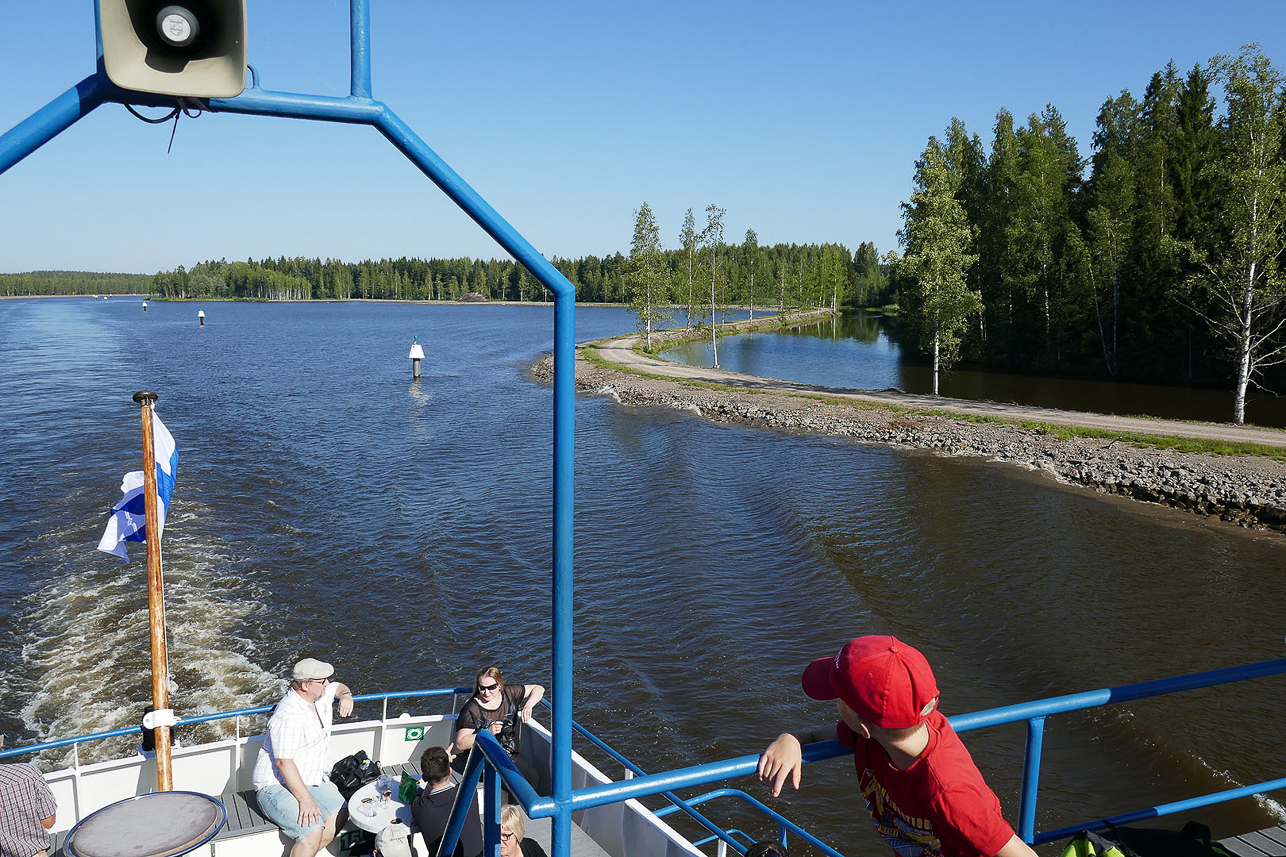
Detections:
134,389,173,792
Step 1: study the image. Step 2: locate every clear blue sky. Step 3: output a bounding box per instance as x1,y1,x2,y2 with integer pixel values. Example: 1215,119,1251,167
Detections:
1,1,1284,274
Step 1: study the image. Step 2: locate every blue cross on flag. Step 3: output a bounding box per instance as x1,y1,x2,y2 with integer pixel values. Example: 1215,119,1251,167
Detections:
97,411,179,562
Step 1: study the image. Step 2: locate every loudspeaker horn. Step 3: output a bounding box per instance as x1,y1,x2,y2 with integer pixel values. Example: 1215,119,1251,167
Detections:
98,0,247,98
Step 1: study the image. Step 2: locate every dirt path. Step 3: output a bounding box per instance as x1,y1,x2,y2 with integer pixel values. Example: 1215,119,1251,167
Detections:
594,334,1286,449
536,317,1286,531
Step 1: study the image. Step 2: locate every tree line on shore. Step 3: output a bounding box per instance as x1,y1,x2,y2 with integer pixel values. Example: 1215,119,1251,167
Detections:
621,203,892,363
0,241,892,310
895,44,1286,423
0,270,151,296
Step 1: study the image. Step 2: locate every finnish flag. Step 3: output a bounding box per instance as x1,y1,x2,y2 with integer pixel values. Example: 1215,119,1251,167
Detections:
97,411,179,562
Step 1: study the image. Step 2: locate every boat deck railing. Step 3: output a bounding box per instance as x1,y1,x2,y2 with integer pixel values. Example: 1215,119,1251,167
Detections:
0,687,471,768
5,660,1286,854
451,657,1286,854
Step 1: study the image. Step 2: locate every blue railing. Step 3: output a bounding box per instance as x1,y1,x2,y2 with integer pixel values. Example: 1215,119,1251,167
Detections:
0,688,470,762
556,704,838,856
946,657,1286,845
437,658,1286,855
654,789,845,857
7,662,1286,853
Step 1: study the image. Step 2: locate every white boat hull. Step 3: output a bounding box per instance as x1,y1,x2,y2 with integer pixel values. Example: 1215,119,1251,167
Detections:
40,707,701,857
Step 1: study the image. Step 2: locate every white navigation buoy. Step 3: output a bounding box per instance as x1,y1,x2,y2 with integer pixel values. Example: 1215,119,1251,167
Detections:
409,336,425,380
198,309,205,327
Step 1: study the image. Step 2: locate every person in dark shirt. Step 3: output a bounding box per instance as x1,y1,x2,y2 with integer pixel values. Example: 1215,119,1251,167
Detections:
409,747,481,857
500,805,547,857
453,667,544,759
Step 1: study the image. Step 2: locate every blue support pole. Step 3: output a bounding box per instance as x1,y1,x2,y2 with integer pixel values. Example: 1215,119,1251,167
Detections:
0,73,112,176
483,763,502,856
204,89,382,124
1017,717,1045,844
349,0,372,99
550,286,575,857
437,743,485,857
1,7,581,852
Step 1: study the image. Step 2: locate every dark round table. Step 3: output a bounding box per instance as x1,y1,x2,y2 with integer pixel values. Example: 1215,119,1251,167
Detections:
63,791,226,857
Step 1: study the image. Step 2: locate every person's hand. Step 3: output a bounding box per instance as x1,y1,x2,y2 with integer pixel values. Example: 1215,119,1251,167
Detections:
489,720,504,735
757,733,803,797
296,793,323,827
337,692,354,718
520,703,534,722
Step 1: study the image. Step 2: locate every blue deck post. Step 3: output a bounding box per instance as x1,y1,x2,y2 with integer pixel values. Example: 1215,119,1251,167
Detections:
349,0,372,99
1018,716,1045,843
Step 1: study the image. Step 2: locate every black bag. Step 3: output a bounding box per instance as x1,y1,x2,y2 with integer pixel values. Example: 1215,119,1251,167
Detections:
1060,821,1236,857
496,714,521,758
329,750,380,799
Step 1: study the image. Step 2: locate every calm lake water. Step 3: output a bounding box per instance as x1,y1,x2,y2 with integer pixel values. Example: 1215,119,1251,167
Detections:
1,298,1284,855
665,312,1286,428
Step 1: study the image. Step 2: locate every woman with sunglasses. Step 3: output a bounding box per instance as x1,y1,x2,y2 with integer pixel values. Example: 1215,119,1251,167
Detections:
453,667,544,760
499,805,548,857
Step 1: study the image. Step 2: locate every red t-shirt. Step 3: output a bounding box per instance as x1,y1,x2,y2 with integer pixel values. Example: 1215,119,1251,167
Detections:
837,710,1015,857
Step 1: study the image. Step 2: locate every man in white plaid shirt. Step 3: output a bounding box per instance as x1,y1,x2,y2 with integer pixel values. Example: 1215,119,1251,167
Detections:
252,658,355,857
0,735,56,857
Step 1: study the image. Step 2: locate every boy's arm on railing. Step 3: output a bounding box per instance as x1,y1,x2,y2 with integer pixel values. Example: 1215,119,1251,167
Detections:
757,723,838,797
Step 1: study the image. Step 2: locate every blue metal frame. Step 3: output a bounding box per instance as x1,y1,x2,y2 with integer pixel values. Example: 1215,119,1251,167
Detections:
947,657,1286,844
0,4,579,855
5,6,1286,857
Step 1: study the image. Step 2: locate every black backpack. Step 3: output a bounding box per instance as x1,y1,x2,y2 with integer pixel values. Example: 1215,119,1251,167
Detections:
1061,821,1236,857
329,750,381,799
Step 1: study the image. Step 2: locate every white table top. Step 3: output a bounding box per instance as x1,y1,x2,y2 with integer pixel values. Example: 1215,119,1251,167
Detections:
65,792,226,857
346,778,414,834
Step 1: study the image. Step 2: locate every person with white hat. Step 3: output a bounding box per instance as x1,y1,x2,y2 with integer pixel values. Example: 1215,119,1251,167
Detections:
251,658,356,857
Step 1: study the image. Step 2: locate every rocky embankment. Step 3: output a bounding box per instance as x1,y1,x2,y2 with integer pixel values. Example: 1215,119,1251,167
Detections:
532,333,1286,533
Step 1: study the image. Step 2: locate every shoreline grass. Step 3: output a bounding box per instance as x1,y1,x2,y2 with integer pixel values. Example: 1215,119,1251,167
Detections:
578,343,1286,461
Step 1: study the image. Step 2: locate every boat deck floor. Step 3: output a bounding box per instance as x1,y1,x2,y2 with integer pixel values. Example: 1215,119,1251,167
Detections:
210,763,609,857
521,815,610,857
1221,824,1286,856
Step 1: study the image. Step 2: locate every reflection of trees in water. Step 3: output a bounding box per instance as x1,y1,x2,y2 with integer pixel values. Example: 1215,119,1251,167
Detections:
727,311,1286,425
792,310,887,343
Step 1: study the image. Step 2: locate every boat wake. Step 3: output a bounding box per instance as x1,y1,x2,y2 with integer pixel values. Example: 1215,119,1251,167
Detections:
6,502,281,766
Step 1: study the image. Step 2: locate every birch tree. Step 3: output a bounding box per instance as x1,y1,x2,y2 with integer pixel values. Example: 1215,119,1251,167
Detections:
1182,46,1286,424
679,208,700,328
701,205,726,366
742,229,761,319
900,137,982,395
625,202,672,348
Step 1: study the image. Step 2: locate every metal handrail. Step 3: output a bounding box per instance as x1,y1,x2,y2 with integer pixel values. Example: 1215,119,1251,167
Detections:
0,688,471,761
947,657,1286,844
10,662,1286,852
654,788,845,857
476,660,1286,851
546,700,781,855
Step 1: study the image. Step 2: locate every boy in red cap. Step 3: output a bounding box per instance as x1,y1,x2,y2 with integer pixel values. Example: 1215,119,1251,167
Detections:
757,636,1037,857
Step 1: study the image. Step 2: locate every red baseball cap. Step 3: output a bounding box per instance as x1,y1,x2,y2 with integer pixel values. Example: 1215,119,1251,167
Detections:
801,636,939,729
